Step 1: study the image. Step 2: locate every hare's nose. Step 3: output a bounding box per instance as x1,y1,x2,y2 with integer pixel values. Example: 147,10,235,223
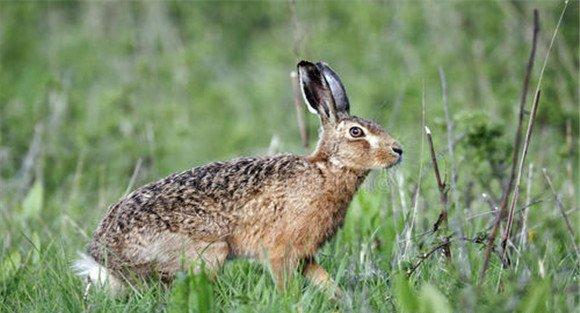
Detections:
390,142,403,156
392,147,403,156
391,147,403,156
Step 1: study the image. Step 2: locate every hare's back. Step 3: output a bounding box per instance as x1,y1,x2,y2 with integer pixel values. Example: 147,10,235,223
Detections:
165,154,312,205
99,154,312,237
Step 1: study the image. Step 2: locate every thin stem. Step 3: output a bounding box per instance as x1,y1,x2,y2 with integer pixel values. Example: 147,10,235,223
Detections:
501,89,542,259
519,163,534,249
425,126,449,233
407,237,451,275
289,0,309,148
542,168,579,256
402,82,426,260
290,71,309,147
438,67,457,188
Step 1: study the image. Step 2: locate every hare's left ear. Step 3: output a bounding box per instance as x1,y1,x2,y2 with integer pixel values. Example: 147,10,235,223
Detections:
297,60,338,125
316,62,350,118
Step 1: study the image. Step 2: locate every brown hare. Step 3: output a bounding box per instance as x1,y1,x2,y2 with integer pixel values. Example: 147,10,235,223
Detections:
74,60,402,296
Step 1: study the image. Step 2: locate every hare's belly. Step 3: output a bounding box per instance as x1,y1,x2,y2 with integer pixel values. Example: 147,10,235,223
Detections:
226,210,332,260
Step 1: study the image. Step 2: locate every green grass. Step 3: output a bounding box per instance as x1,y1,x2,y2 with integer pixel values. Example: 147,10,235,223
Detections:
0,1,578,312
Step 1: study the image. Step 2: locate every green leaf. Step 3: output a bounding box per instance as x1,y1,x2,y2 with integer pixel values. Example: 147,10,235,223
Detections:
168,266,214,313
22,181,44,219
0,251,22,283
168,273,190,313
29,232,41,264
419,283,452,313
189,267,214,313
393,272,419,313
518,280,550,313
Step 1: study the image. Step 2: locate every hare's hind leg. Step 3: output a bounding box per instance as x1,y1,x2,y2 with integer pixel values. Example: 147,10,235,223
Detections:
160,239,229,280
127,231,229,280
184,240,229,279
302,257,330,285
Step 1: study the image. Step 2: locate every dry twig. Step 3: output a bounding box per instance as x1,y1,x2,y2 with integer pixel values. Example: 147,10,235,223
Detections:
424,126,451,260
407,237,451,275
501,89,542,260
479,9,539,283
424,126,449,233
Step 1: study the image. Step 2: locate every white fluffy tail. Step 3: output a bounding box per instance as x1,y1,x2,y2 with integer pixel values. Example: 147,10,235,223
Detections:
72,253,125,295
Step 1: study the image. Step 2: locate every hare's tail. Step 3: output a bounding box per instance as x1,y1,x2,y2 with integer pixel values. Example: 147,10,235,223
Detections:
72,252,125,296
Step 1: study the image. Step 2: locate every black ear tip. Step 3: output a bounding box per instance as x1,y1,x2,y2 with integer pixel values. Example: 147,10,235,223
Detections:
297,60,315,68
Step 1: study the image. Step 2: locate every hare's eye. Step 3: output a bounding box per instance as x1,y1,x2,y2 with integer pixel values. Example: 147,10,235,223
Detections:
349,126,364,138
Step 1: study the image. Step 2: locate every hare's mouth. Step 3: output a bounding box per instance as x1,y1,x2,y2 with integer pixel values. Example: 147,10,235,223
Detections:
395,155,403,165
384,156,402,169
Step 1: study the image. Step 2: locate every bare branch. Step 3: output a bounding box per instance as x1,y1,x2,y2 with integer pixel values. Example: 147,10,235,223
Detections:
424,126,451,260
501,89,542,260
407,237,451,275
479,9,539,283
425,126,449,233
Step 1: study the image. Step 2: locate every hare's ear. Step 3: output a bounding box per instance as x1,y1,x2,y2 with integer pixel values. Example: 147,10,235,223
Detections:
316,62,350,118
297,60,338,124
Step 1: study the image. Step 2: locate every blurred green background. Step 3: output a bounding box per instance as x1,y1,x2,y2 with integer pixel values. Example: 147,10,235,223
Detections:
0,1,577,312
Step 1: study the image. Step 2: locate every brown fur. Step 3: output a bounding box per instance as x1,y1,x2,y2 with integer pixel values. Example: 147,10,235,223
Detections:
81,61,402,294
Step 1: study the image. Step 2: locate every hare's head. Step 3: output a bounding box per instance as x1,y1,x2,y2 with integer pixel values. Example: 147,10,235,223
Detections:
298,60,402,171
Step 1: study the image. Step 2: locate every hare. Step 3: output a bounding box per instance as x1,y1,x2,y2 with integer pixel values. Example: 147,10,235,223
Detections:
73,60,402,296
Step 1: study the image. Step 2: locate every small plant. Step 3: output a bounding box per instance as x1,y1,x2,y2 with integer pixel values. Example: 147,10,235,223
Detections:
456,111,512,184
168,266,215,313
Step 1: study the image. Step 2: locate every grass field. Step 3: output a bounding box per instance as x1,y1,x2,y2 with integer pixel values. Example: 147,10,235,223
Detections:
0,1,578,312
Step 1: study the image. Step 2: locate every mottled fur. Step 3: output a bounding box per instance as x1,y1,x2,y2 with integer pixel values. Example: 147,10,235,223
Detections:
75,61,402,296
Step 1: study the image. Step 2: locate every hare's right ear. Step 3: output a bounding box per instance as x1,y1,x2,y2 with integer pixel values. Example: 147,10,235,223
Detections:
316,62,350,117
297,60,338,125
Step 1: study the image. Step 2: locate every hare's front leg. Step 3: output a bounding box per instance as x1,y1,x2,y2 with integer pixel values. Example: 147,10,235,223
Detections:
302,257,342,298
268,255,299,292
267,244,300,291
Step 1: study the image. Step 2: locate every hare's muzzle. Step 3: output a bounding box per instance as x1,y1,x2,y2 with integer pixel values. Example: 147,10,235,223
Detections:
386,142,403,167
391,145,403,157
